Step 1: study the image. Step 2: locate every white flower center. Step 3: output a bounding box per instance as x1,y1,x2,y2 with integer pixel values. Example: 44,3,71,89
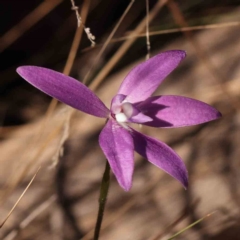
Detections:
115,112,128,122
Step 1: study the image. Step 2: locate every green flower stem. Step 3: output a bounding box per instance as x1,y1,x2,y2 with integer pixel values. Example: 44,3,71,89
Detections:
94,160,111,240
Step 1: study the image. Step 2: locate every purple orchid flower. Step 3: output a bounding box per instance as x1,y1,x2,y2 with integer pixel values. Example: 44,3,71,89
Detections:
17,50,221,191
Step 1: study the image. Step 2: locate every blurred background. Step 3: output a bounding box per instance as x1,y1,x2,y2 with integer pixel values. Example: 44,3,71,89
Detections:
0,0,240,239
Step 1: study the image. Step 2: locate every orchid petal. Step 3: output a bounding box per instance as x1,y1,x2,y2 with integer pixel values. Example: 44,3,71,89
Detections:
118,50,186,103
111,94,127,113
17,66,109,118
136,95,222,128
129,112,153,124
130,129,188,188
99,120,134,191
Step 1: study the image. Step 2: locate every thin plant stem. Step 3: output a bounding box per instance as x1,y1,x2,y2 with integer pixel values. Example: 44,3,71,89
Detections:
145,0,150,60
94,160,111,240
0,166,41,228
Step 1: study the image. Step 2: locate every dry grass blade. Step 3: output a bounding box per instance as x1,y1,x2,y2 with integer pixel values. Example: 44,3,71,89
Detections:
167,212,216,240
49,109,72,168
83,0,136,84
148,21,240,35
89,0,168,91
2,195,56,240
145,0,151,60
148,200,200,240
0,166,41,229
44,0,92,169
167,0,240,111
81,21,240,51
0,0,63,53
70,0,95,45
115,21,240,41
64,0,92,75
41,0,91,126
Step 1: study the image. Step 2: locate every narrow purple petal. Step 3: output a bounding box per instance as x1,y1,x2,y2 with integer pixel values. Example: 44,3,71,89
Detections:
17,66,109,118
118,50,186,103
136,95,222,128
130,129,188,188
99,120,134,191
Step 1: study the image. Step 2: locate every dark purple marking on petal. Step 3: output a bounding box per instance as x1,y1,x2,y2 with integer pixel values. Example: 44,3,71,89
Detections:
135,95,222,128
99,120,134,191
17,66,109,118
130,128,188,188
118,50,186,103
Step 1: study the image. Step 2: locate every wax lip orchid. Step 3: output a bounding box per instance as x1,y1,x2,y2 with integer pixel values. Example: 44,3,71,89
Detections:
17,50,221,191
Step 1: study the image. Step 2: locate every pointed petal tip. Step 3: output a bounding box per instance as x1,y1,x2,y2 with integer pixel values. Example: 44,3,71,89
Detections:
180,50,187,59
182,175,189,190
116,173,133,191
176,165,188,189
208,108,222,122
99,120,134,192
121,182,132,192
217,111,222,119
113,169,132,191
130,129,189,189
